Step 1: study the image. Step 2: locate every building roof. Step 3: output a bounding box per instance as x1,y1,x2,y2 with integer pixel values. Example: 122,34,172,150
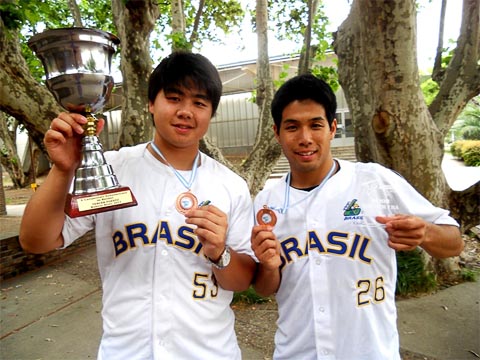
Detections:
105,53,337,110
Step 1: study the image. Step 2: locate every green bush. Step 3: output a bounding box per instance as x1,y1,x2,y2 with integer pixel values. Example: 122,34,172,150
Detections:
462,140,480,166
450,140,480,166
450,140,466,158
396,249,436,296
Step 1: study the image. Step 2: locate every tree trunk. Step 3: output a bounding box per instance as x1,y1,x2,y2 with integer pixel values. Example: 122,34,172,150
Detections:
239,0,281,195
0,19,62,187
432,0,447,82
68,0,84,27
0,164,6,216
171,0,189,51
0,113,28,188
298,0,319,74
111,0,159,147
0,18,62,157
333,0,479,230
189,0,206,47
333,0,480,279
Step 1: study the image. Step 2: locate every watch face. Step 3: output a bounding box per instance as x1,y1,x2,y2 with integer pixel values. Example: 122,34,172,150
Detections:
222,247,231,266
213,247,231,269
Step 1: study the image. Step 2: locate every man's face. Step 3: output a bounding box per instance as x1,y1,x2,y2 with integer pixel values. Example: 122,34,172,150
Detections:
149,85,213,152
274,99,337,188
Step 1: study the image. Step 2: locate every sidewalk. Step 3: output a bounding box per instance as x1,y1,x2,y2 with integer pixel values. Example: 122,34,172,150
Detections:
441,153,480,191
0,244,267,360
1,154,479,359
1,244,478,360
397,281,480,359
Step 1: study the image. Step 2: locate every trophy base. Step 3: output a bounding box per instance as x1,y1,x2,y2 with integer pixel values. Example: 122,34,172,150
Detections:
65,186,137,218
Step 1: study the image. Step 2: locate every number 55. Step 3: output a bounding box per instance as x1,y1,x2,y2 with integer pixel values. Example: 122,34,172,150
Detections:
193,273,218,299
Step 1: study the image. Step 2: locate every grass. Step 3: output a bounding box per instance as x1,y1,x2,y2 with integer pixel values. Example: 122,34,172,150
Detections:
233,286,271,305
461,268,479,282
396,249,437,296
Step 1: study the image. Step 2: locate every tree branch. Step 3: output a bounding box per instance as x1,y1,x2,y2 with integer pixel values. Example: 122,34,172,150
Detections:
429,0,480,135
68,0,83,27
189,0,205,46
432,0,447,82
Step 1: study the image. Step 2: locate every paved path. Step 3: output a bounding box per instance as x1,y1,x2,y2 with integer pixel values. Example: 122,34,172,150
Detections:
441,153,480,191
1,245,479,360
1,154,479,359
397,281,480,359
0,245,268,360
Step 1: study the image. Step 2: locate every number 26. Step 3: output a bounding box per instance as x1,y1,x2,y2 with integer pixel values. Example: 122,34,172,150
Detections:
357,276,386,306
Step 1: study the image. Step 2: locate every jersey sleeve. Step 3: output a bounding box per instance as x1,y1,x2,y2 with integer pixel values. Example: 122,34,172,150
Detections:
372,164,459,227
225,179,255,257
61,214,96,248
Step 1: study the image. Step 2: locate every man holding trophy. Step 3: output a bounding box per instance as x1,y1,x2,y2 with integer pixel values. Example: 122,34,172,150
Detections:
20,29,256,360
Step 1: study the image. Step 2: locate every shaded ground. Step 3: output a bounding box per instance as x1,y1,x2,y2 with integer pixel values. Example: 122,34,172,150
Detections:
4,187,34,206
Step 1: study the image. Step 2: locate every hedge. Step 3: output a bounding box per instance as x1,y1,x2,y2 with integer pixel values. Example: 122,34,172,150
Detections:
450,140,480,166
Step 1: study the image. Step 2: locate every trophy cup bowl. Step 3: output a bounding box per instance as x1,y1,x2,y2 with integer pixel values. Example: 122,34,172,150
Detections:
28,28,137,217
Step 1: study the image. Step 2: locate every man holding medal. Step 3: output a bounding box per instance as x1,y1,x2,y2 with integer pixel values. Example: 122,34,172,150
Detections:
20,52,256,359
251,73,464,359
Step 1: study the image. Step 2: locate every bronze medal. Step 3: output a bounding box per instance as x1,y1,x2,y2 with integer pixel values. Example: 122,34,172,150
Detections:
256,205,277,226
176,191,198,214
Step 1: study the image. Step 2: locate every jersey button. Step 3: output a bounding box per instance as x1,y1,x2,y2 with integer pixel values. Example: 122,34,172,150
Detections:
319,307,325,313
315,259,321,265
161,249,168,256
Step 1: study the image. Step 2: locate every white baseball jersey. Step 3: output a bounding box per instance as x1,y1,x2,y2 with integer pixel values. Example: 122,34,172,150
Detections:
254,159,459,360
62,143,254,360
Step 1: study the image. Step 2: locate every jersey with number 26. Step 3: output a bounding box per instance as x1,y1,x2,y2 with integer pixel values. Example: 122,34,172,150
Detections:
254,160,458,360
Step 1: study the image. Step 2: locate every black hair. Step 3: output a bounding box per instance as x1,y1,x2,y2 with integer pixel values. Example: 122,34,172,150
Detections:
271,73,337,132
148,51,223,115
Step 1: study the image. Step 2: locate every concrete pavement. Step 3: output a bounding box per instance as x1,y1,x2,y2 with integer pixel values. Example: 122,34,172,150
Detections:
441,153,480,191
0,245,268,360
1,244,479,359
1,153,479,359
397,281,480,359
1,246,102,360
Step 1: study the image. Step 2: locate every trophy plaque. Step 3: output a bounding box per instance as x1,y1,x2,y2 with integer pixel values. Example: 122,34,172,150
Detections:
28,28,137,218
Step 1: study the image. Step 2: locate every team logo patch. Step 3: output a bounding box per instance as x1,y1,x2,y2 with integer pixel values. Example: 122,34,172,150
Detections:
343,198,362,218
343,199,380,228
343,198,370,225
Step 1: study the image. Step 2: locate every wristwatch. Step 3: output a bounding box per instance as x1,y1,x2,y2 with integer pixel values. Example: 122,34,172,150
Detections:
208,246,231,269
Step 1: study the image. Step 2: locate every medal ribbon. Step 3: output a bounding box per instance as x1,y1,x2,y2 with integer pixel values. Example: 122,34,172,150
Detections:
270,160,337,214
149,141,200,190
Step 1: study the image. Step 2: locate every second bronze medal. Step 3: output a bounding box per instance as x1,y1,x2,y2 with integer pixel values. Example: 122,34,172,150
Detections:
256,205,277,226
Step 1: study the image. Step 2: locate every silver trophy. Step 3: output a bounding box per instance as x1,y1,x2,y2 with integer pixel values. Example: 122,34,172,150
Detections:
28,28,137,217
